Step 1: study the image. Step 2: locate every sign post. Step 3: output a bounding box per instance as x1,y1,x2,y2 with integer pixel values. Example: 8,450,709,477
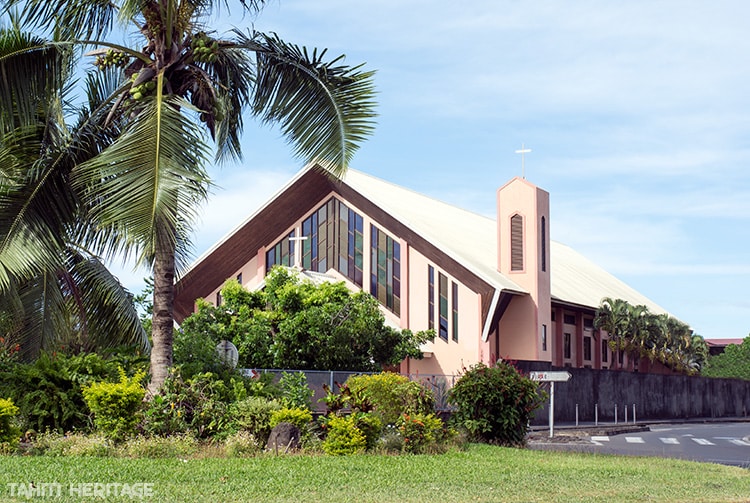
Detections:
529,371,572,438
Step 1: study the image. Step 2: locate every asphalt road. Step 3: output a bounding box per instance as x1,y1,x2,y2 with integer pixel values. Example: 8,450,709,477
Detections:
588,422,750,467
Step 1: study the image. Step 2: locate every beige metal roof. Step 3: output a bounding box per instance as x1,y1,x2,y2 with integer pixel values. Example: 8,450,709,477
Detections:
340,168,669,314
550,241,668,314
340,169,525,294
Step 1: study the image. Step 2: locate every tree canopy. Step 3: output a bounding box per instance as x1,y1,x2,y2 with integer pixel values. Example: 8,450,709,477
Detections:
702,336,750,380
177,267,433,372
1,0,376,392
594,298,708,374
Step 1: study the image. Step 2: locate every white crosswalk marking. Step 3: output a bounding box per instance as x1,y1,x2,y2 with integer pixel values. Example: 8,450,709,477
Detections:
589,435,609,446
691,438,714,446
625,437,645,444
728,439,750,446
660,437,680,445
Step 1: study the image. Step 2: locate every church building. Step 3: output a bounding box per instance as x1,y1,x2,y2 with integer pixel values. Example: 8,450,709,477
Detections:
173,164,671,376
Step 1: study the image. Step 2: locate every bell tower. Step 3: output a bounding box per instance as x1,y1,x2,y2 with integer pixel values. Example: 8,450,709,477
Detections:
496,177,551,361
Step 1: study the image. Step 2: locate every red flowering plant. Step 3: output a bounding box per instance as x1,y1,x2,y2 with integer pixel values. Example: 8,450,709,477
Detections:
0,336,21,370
396,412,448,453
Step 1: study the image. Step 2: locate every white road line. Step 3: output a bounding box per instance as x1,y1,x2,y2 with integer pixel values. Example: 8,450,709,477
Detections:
625,437,645,444
691,438,715,446
728,439,750,446
590,435,609,446
660,437,680,445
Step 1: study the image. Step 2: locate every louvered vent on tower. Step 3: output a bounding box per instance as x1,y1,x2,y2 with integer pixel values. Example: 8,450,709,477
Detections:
511,213,524,271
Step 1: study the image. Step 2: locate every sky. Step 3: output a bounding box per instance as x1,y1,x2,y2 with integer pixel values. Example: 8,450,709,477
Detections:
112,0,749,341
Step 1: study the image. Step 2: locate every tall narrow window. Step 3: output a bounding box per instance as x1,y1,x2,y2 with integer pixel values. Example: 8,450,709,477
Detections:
583,336,592,361
510,214,524,271
564,333,571,359
541,324,547,351
370,225,400,315
216,291,222,306
602,340,608,362
438,273,448,340
302,198,336,272
338,202,364,287
428,266,435,330
451,282,458,342
541,216,546,272
236,273,242,285
266,230,296,271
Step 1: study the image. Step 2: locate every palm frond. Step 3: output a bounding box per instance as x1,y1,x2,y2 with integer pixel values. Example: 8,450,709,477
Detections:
4,0,117,41
13,270,71,361
241,31,377,175
72,78,211,269
197,37,255,162
0,27,70,134
64,249,150,353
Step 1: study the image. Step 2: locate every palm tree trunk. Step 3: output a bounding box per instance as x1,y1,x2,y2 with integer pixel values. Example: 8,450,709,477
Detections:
148,234,175,396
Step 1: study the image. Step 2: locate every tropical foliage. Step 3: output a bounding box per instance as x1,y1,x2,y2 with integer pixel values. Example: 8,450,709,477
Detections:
594,297,709,374
178,268,433,372
447,361,545,446
1,0,376,393
0,24,149,360
702,335,750,380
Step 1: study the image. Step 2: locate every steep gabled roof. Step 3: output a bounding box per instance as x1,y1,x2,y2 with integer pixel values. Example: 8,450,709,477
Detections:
341,169,668,315
175,164,669,321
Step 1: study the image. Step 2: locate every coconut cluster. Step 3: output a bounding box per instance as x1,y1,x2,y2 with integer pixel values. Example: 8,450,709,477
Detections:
192,33,219,63
94,49,129,71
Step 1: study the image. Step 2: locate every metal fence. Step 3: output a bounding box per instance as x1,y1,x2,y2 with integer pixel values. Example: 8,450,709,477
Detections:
242,369,459,413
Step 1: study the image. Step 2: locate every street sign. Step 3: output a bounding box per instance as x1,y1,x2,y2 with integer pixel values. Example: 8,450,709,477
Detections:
529,371,572,382
528,371,573,438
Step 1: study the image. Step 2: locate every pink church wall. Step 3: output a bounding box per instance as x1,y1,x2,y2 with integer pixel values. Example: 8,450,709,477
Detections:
404,249,483,376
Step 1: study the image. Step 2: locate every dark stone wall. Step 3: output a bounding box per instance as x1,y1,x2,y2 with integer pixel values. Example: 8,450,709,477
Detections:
513,361,750,424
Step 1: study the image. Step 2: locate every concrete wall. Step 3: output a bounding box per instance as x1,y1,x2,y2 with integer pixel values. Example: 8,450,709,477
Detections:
515,361,750,424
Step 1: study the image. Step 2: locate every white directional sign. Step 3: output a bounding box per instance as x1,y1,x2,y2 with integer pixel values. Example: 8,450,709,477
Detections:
528,371,573,438
529,371,572,382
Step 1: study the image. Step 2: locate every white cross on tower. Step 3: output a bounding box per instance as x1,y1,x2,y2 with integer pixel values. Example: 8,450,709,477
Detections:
515,143,532,179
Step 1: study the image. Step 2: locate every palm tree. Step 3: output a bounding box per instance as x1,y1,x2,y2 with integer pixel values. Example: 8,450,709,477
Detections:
624,303,650,370
4,0,376,393
0,24,149,359
594,297,632,370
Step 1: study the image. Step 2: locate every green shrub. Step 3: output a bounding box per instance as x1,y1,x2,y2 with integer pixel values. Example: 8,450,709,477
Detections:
224,431,262,457
278,372,314,410
448,361,546,446
228,396,281,443
0,352,125,433
140,371,234,439
397,412,448,453
0,397,20,451
321,415,366,456
351,412,382,451
82,369,146,441
345,372,434,425
269,407,312,430
120,434,199,458
30,431,115,457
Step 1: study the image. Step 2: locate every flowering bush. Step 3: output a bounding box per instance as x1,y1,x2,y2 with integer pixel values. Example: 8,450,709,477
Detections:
397,413,446,453
344,372,434,425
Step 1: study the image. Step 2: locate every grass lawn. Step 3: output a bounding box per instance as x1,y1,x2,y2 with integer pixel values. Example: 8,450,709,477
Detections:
0,444,748,502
